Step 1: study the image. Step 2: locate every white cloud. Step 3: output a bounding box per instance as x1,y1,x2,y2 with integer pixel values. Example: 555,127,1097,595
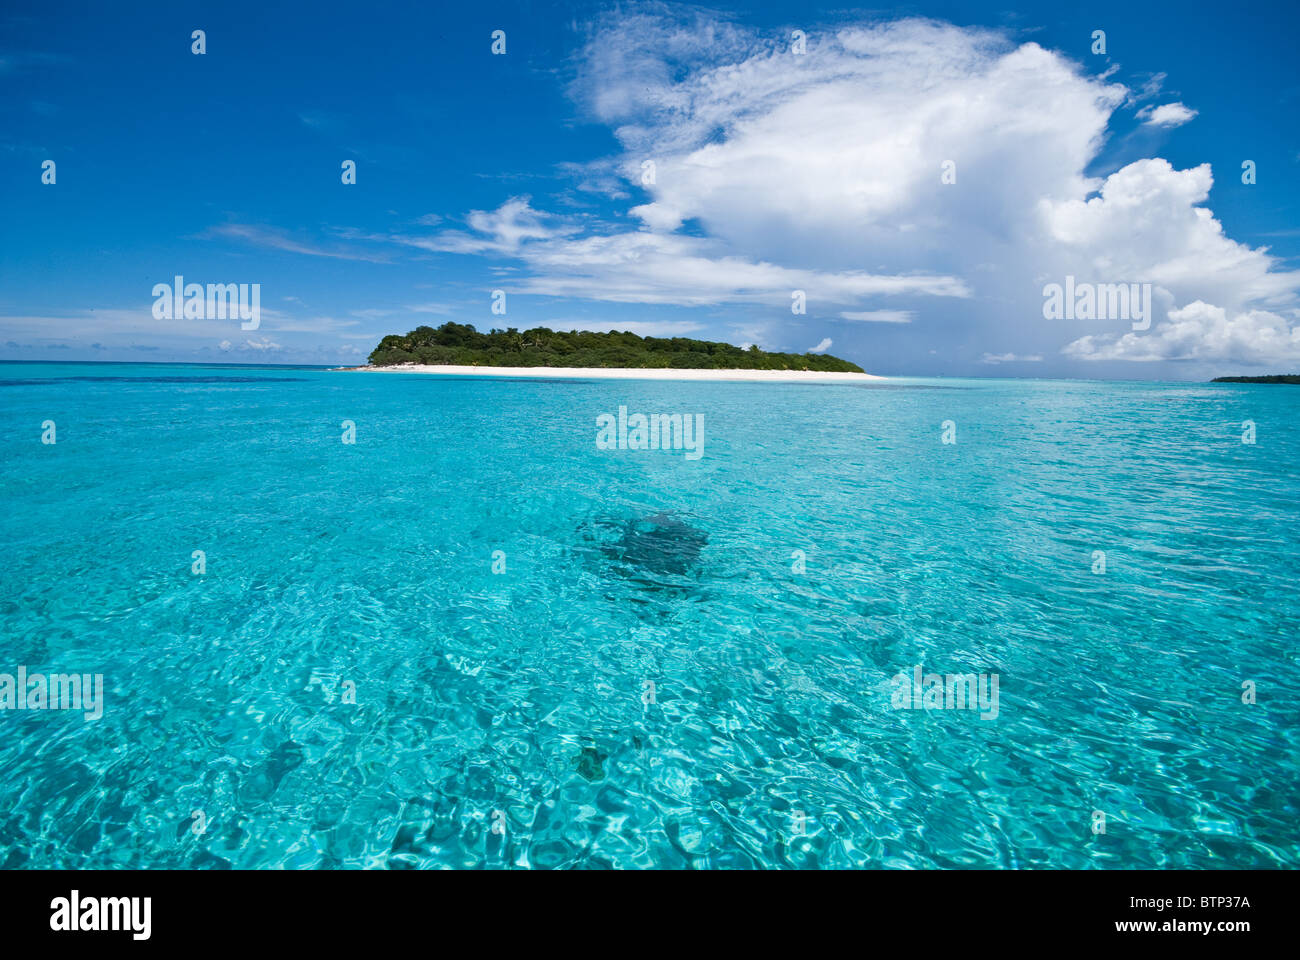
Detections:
555,158,631,200
338,13,1298,369
240,337,282,351
513,220,968,305
389,16,1122,341
839,310,914,323
577,17,1125,276
269,315,364,334
392,197,578,255
1138,102,1197,128
562,14,1298,366
0,309,355,365
810,337,833,353
982,352,1043,363
392,198,967,306
1064,301,1300,362
0,307,283,341
630,202,686,232
1132,72,1167,103
1041,158,1300,310
211,224,390,263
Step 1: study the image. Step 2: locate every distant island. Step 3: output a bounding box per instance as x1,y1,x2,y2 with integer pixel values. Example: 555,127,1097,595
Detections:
1211,375,1300,384
366,322,865,372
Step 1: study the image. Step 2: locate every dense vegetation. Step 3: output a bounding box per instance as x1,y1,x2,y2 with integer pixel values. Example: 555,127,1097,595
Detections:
1211,375,1300,384
367,322,865,372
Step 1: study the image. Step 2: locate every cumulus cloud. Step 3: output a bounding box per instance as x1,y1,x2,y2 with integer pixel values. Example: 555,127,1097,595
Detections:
1050,158,1300,363
566,13,1296,367
577,18,1129,276
1042,158,1300,309
809,337,833,353
356,12,1297,369
1138,102,1198,128
1064,301,1300,362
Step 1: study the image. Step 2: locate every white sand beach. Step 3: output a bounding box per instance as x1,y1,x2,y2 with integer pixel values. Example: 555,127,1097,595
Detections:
339,364,882,382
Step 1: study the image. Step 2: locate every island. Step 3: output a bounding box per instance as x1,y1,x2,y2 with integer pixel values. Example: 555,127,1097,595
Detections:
342,322,881,381
1211,375,1300,384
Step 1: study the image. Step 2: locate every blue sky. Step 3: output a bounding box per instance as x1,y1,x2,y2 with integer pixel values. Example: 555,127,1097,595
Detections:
1,0,1298,376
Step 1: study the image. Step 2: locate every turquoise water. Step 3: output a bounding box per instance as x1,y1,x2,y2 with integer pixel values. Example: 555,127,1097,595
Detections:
1,362,1297,869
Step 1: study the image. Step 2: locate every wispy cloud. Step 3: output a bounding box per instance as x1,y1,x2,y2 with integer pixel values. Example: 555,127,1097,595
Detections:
210,224,390,263
839,310,914,324
982,352,1043,363
384,197,579,255
380,198,968,307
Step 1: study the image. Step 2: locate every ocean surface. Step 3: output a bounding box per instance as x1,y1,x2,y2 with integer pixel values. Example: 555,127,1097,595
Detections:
0,362,1296,869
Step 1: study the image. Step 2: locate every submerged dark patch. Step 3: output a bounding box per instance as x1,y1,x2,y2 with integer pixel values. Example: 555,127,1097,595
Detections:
579,511,709,582
610,513,708,576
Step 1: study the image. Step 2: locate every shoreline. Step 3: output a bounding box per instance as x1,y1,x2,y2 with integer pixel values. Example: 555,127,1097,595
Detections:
336,364,883,382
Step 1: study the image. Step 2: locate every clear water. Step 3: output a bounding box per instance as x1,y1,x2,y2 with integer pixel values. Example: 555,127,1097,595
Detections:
1,362,1296,869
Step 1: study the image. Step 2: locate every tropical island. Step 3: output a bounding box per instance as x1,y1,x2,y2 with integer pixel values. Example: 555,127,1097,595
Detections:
364,322,866,372
1211,374,1300,384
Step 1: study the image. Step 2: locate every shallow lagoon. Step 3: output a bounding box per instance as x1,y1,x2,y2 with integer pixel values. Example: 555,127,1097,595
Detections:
0,363,1296,868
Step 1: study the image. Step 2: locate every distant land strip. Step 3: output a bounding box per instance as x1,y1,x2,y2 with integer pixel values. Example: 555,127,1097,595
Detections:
1211,375,1300,384
365,322,865,373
